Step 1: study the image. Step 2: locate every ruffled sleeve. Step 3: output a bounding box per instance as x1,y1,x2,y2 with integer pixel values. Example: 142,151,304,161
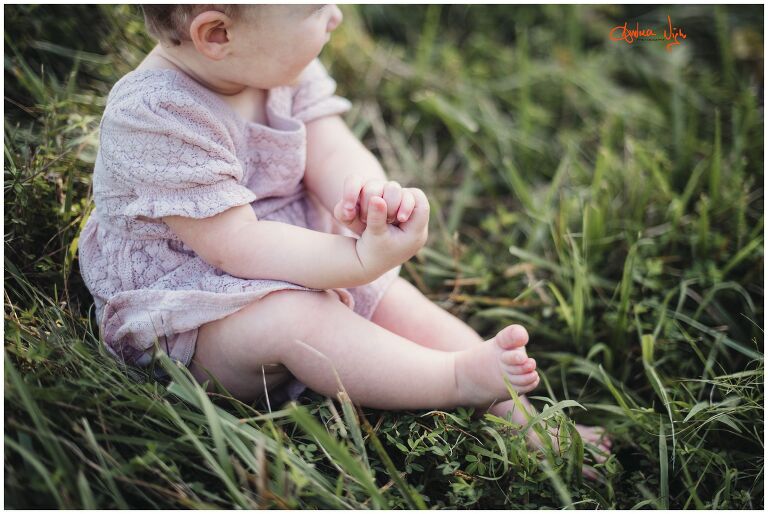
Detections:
99,85,256,221
291,59,352,124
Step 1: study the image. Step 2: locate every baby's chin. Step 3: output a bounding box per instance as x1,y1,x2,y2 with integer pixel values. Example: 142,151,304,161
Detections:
270,55,321,88
285,64,312,87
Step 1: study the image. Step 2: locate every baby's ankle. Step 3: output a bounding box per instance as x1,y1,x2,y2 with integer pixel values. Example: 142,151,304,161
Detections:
451,349,491,408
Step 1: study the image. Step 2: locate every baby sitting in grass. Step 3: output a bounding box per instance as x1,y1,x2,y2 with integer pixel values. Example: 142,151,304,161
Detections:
78,4,610,469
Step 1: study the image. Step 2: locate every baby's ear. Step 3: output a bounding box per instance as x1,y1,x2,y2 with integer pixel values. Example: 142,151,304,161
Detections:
189,10,232,60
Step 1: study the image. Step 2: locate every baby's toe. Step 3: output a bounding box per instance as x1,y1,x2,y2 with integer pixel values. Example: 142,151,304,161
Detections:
587,444,610,464
501,349,530,366
494,324,529,351
505,362,537,376
502,370,539,392
577,425,610,446
502,357,536,373
506,370,538,385
516,373,540,393
582,465,599,481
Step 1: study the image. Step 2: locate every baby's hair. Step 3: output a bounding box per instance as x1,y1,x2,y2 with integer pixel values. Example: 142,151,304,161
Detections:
141,4,244,46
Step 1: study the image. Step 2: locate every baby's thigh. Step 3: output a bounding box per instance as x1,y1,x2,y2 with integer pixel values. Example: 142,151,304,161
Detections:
189,289,339,400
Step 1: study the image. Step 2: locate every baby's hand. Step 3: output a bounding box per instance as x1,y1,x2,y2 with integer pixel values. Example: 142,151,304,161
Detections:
333,176,417,228
355,189,429,279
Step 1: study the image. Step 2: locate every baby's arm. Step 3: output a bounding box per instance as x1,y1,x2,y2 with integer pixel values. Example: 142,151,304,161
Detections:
162,189,428,290
165,205,367,289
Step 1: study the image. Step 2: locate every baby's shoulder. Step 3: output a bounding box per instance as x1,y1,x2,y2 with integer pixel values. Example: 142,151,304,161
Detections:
108,69,227,119
108,70,183,109
102,69,236,137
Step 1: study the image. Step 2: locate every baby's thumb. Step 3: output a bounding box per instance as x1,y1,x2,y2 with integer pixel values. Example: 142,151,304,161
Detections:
366,196,388,235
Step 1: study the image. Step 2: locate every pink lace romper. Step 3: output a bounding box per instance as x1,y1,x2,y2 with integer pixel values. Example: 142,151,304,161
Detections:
78,59,400,396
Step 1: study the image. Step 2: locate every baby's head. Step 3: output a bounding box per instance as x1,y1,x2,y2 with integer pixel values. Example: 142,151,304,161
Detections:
141,4,342,90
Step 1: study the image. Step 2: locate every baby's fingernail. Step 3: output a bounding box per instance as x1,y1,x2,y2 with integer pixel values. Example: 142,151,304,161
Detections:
398,214,407,222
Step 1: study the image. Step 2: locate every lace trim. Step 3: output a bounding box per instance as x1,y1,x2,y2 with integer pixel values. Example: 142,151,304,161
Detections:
123,181,256,220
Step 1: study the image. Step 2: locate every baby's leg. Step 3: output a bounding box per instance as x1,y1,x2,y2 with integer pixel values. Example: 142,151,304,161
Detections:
189,289,539,410
370,277,490,350
370,277,611,456
370,277,534,412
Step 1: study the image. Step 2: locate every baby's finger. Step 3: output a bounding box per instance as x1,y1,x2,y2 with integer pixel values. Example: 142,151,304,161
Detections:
333,200,351,225
399,188,430,232
396,189,416,223
342,175,364,220
382,181,403,223
366,196,388,235
360,180,385,223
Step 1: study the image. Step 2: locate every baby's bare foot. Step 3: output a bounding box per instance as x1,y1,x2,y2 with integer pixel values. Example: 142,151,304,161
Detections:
576,424,612,455
453,325,540,407
527,423,612,479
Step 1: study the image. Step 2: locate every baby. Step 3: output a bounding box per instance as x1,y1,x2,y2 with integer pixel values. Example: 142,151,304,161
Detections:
78,4,609,461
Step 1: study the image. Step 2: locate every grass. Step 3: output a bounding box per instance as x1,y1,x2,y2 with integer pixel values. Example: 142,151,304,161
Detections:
4,4,764,509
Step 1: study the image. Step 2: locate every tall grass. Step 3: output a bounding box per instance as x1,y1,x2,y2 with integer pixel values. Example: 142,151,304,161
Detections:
5,4,764,509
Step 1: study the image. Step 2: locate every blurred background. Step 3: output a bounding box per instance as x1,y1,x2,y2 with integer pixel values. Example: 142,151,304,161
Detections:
5,4,764,509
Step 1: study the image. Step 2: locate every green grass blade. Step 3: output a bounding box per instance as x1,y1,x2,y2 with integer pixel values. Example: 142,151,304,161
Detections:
4,353,72,476
666,309,762,359
659,417,669,509
540,459,574,509
359,410,427,509
76,470,96,509
4,436,66,507
291,406,386,508
709,108,722,204
641,333,677,469
80,419,129,509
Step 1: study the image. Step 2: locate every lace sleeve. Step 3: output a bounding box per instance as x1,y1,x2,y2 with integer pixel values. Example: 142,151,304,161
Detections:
99,87,255,220
291,58,352,124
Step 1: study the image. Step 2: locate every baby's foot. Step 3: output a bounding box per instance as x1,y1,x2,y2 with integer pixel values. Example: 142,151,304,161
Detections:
577,425,613,480
494,395,612,480
575,424,612,457
536,424,612,480
453,325,540,407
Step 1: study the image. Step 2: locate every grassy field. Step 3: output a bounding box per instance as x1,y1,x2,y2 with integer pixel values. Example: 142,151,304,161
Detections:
4,4,764,509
